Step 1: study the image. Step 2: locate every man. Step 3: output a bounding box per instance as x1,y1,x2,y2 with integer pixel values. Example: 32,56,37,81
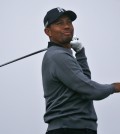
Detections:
42,7,120,134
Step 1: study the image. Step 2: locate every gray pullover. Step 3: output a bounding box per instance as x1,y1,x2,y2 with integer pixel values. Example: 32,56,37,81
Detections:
42,42,115,131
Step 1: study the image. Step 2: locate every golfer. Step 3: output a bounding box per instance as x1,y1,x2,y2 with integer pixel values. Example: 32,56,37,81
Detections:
42,7,120,134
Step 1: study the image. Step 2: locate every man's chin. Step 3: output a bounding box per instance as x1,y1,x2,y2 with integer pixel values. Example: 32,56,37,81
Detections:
63,37,72,44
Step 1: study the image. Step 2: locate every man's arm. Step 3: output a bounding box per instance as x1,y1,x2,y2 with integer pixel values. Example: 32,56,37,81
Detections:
70,36,91,79
75,48,91,79
52,51,115,100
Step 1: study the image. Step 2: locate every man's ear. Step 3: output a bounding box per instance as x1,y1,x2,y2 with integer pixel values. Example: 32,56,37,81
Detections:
44,28,52,37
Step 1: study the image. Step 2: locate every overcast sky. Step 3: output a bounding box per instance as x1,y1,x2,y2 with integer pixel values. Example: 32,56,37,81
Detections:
0,0,120,134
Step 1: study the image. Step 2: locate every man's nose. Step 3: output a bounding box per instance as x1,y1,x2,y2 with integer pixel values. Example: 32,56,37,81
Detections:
63,22,71,28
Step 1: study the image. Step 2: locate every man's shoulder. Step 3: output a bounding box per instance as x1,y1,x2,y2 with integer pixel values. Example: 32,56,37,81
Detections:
47,46,72,57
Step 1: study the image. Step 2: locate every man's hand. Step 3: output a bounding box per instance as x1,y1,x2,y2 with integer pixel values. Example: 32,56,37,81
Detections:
70,35,83,52
113,83,120,92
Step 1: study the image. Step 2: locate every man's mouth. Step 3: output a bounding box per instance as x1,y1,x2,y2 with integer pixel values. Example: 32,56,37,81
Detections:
64,32,71,36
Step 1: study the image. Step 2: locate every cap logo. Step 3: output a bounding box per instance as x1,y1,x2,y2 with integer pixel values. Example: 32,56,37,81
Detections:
57,7,65,13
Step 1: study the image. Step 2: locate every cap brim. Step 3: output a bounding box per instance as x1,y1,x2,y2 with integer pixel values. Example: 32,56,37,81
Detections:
63,10,77,21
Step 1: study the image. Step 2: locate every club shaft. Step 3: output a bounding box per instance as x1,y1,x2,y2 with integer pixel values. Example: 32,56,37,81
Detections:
0,48,47,67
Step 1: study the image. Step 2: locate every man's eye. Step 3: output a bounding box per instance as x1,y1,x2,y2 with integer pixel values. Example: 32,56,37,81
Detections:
68,20,72,23
56,21,63,25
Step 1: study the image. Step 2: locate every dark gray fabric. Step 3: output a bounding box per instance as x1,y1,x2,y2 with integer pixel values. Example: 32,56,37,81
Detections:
46,128,97,134
42,42,115,131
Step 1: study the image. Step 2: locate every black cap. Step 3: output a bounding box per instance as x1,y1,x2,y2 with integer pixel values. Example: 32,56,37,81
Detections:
44,7,77,27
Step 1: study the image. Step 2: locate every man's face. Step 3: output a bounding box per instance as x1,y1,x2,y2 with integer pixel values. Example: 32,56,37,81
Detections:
45,15,74,45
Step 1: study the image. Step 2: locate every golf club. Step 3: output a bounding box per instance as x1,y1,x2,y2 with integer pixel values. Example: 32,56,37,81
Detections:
0,48,47,67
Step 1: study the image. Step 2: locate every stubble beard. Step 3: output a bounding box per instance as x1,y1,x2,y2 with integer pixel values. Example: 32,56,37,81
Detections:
62,36,73,45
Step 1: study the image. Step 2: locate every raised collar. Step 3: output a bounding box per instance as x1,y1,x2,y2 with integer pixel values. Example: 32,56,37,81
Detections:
47,42,72,54
48,42,64,48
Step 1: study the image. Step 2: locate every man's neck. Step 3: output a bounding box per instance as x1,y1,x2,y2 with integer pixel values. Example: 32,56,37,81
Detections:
62,44,71,48
48,41,71,49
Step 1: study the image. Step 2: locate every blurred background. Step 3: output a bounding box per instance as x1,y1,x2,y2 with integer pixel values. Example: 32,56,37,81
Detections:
0,0,120,134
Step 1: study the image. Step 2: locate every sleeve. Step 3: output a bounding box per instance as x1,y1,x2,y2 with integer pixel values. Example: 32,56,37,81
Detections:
75,48,91,79
52,51,115,100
